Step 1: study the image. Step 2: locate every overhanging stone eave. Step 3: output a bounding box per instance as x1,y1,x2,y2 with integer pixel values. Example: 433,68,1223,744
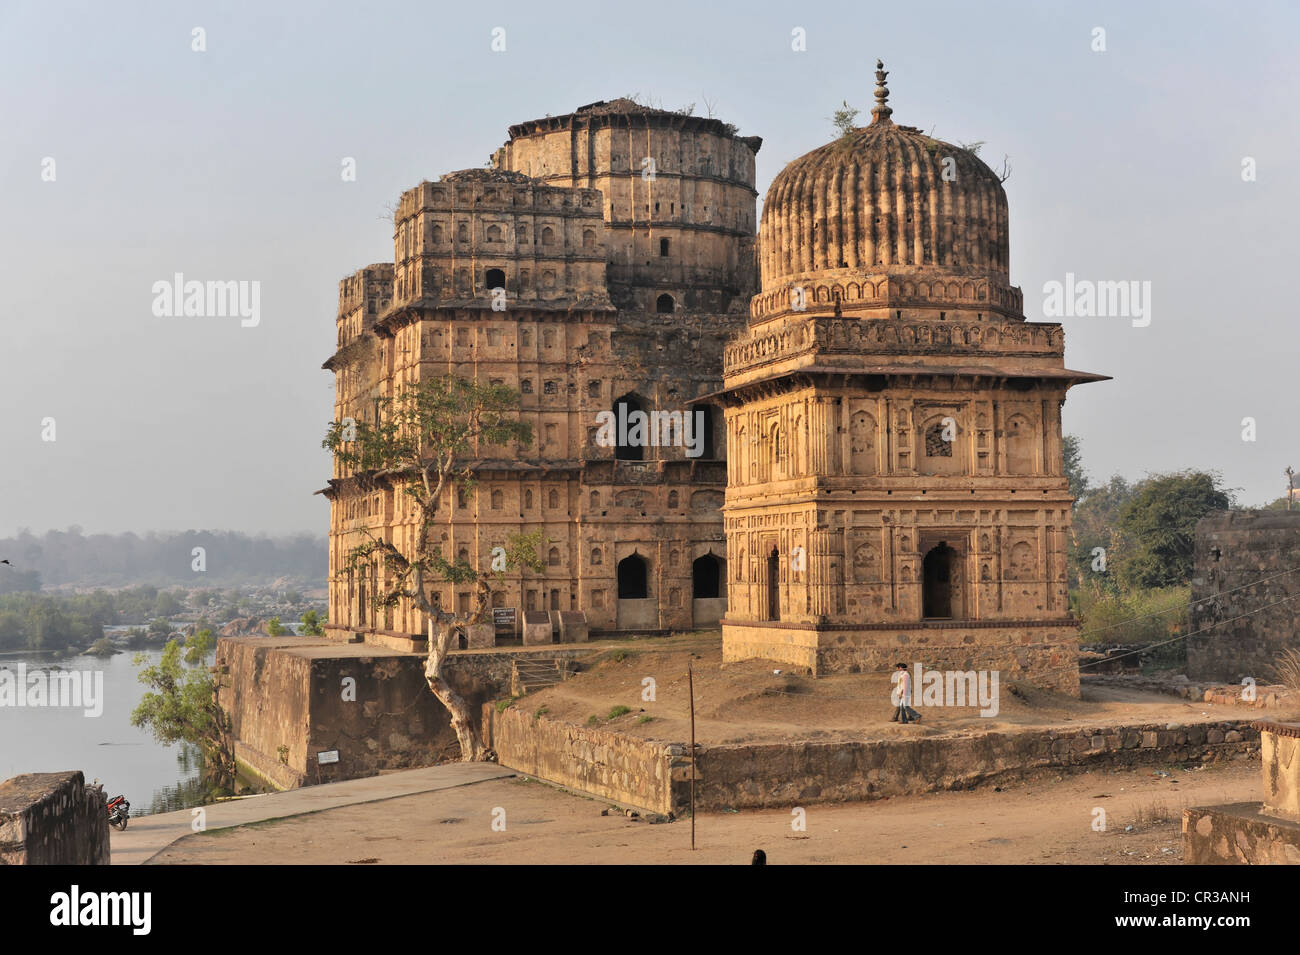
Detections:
714,362,1110,400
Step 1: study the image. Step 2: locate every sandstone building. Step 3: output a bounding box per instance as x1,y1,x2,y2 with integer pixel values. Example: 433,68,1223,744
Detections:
321,66,1104,691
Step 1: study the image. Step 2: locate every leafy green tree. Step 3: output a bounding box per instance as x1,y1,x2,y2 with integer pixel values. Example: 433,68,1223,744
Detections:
323,376,545,760
1114,471,1233,590
266,616,287,636
832,100,860,142
151,590,183,618
1062,434,1089,501
1068,475,1133,594
28,598,73,651
148,617,172,640
299,610,324,636
131,630,235,794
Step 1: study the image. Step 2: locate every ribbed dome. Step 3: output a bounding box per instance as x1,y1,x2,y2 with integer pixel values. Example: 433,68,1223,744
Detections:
757,63,1013,317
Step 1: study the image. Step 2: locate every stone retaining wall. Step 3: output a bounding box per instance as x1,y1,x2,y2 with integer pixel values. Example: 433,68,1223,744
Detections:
484,704,678,814
695,721,1257,811
219,635,595,788
485,710,1260,815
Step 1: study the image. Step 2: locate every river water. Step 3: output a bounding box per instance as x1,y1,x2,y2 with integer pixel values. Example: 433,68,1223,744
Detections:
0,647,209,814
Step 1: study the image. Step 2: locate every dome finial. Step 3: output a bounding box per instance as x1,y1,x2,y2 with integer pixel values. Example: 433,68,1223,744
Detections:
871,59,893,125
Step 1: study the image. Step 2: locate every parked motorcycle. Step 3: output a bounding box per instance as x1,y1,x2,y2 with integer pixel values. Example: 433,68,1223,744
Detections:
89,780,130,830
106,793,130,830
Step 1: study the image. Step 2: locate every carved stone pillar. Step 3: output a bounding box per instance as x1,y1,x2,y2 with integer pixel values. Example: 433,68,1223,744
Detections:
809,525,834,620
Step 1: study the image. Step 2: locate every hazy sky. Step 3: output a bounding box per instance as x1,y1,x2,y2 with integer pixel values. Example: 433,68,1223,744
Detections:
2,0,1296,536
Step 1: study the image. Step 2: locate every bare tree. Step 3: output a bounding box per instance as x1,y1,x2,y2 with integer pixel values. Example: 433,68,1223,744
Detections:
323,376,545,760
995,154,1012,183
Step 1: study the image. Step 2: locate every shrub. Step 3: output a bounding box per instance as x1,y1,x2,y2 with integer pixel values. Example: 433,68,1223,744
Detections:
607,705,631,719
1272,648,1300,693
1077,586,1188,650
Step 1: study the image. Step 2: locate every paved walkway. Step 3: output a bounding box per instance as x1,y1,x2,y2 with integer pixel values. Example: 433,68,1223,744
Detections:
111,763,514,865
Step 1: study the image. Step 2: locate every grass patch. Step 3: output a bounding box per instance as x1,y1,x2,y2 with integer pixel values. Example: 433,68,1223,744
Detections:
586,714,600,726
533,705,549,721
495,696,519,713
607,705,631,719
1272,648,1300,692
637,715,654,724
1130,798,1174,832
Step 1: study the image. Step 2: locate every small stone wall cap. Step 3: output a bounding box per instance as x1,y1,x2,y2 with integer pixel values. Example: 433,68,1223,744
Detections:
1252,720,1300,738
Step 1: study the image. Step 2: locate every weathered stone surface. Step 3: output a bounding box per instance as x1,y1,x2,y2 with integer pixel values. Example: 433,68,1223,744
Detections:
1183,804,1300,865
218,635,588,788
0,771,109,865
1187,510,1300,681
485,709,1258,814
1257,721,1300,822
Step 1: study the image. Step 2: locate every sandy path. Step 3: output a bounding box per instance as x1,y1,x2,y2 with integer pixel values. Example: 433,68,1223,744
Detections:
149,757,1260,865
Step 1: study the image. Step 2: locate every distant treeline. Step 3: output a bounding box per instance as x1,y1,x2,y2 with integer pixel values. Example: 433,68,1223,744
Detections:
0,529,326,590
0,588,168,651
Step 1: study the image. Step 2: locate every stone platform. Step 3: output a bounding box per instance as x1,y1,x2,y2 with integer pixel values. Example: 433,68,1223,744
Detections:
722,618,1080,694
1183,720,1300,865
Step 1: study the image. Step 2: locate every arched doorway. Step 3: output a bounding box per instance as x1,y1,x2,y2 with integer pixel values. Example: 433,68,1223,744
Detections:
922,542,958,619
656,293,675,313
613,393,645,461
692,552,727,627
692,554,721,598
766,547,780,621
617,553,648,599
616,552,654,630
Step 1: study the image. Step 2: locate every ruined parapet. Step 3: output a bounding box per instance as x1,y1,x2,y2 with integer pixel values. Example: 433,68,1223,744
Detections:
466,623,495,650
1187,510,1300,682
0,771,110,865
558,611,589,643
522,611,552,646
1183,720,1300,864
1258,720,1300,822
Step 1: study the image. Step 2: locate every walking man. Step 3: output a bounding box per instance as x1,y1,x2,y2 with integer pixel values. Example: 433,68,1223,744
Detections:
890,662,921,723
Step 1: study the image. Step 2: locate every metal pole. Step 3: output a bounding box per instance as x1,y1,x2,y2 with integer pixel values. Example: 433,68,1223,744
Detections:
688,658,696,851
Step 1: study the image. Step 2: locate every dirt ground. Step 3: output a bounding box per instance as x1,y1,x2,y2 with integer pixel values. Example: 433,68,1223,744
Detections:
522,632,1296,745
150,757,1261,865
